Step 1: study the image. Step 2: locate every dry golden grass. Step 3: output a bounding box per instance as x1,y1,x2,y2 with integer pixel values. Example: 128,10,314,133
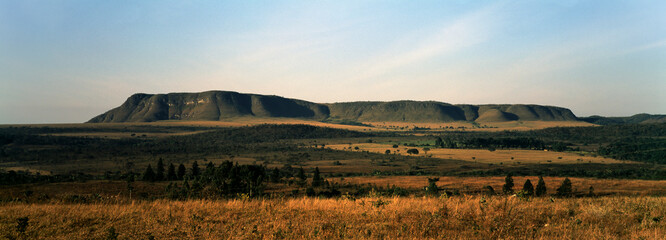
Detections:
1,196,664,239
332,176,666,196
0,181,168,202
364,121,595,132
1,119,596,133
116,118,375,131
327,143,624,164
42,131,210,139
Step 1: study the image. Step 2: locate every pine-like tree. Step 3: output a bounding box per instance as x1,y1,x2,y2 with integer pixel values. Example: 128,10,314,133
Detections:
297,167,306,185
523,179,534,196
556,177,573,197
205,162,215,175
270,167,281,183
535,176,547,196
191,161,200,177
167,163,177,181
503,174,514,194
426,178,439,196
142,164,156,182
156,158,165,181
312,167,323,187
177,164,187,180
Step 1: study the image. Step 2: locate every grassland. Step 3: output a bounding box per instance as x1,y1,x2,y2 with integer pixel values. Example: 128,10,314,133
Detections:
364,120,595,132
4,176,663,204
326,143,623,165
3,118,596,136
332,176,666,196
1,196,664,239
2,122,665,239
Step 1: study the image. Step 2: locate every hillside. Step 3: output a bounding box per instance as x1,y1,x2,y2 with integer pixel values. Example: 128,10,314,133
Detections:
580,114,666,125
88,91,579,123
88,91,330,123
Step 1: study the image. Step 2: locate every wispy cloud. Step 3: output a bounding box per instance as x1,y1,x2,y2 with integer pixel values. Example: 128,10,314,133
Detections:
347,3,505,82
624,39,666,54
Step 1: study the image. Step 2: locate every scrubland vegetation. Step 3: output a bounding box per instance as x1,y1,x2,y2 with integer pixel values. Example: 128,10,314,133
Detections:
1,121,665,239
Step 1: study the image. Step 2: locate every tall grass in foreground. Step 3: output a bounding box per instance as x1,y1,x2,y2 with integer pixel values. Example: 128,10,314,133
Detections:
1,196,664,239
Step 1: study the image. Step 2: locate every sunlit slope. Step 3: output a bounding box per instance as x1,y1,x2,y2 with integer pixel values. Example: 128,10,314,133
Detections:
88,91,330,122
89,90,579,123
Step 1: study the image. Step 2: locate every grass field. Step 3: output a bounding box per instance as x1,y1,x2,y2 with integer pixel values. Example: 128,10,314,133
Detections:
2,175,664,205
2,119,596,136
326,143,624,165
364,121,596,132
1,196,664,239
42,131,211,139
2,121,664,239
332,176,666,196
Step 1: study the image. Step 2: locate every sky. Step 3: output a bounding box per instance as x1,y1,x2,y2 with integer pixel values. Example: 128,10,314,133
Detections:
1,0,665,124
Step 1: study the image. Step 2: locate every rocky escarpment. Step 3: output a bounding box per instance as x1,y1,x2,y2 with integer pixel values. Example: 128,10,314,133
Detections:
88,91,579,123
88,91,329,122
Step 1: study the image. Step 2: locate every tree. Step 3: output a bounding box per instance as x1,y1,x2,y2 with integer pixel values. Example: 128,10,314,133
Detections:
312,167,323,187
484,185,495,195
406,148,419,155
306,187,316,197
435,137,443,148
142,164,156,182
425,178,439,196
126,174,135,199
270,167,281,183
503,174,514,194
385,149,391,154
297,167,306,186
206,162,215,174
522,179,534,196
177,164,186,180
191,161,200,177
281,164,294,178
167,163,176,181
156,158,165,181
556,177,573,197
535,176,547,196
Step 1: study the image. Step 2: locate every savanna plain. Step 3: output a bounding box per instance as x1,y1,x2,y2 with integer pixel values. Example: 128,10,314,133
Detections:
1,119,666,239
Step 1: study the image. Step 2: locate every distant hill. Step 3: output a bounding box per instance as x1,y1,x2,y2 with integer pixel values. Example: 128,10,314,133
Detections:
580,114,666,125
88,91,579,123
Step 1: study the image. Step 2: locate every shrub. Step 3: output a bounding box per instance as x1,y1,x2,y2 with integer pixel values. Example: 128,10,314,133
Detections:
306,187,316,197
406,149,419,155
425,178,439,196
106,226,118,240
484,185,495,195
16,217,28,234
503,174,514,194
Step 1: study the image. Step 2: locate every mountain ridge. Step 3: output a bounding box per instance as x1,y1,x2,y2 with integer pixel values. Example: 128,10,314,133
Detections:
88,90,579,123
579,114,666,125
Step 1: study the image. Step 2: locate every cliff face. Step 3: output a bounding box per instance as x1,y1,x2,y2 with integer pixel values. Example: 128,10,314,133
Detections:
88,91,330,123
88,91,578,123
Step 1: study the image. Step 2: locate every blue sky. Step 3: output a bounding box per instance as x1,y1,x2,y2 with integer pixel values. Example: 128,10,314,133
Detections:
1,0,665,123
